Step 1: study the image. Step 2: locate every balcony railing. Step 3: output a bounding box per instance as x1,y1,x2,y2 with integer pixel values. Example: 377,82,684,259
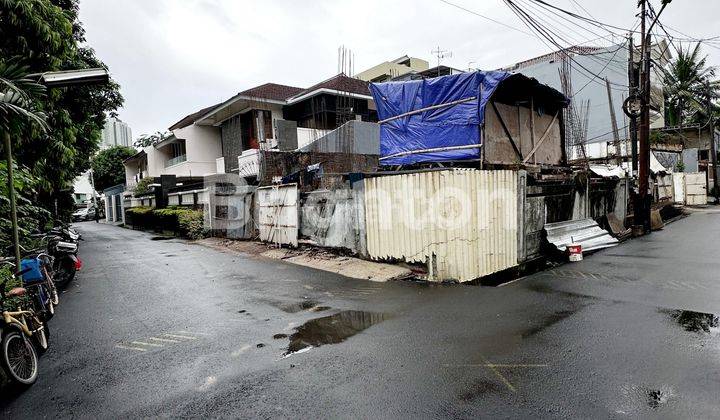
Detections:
237,149,260,178
165,154,187,168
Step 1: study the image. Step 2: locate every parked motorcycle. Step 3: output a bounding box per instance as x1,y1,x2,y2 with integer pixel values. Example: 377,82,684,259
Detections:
0,267,49,387
29,229,82,289
47,236,81,288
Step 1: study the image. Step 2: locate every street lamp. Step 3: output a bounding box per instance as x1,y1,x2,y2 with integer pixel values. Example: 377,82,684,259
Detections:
5,68,110,268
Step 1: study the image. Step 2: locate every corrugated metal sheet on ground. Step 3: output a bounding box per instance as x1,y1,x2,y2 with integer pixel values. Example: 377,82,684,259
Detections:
544,218,618,253
364,170,518,282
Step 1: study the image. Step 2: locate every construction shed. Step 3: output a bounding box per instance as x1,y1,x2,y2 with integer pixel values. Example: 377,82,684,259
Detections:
369,71,568,167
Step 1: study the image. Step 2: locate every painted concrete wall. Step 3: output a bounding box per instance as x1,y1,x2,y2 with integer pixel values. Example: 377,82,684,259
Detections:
510,44,666,152
356,57,429,82
300,188,362,252
170,124,222,176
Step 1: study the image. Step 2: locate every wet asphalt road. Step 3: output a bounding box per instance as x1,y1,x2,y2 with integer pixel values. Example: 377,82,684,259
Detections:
1,211,720,418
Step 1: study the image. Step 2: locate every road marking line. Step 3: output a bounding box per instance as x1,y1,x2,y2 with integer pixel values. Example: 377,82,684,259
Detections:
116,344,147,352
132,341,163,347
485,364,547,368
149,337,180,343
485,364,516,392
176,330,209,336
164,334,197,340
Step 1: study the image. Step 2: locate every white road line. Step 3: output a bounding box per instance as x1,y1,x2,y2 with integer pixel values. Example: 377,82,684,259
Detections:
176,330,209,336
132,341,163,348
164,334,197,340
116,344,147,352
149,337,180,343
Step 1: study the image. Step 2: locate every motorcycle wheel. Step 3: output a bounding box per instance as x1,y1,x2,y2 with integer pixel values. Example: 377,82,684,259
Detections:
53,258,76,288
1,330,39,386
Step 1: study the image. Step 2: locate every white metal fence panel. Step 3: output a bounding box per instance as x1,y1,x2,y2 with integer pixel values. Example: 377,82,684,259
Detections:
364,170,518,282
257,184,299,247
673,173,685,204
685,172,707,205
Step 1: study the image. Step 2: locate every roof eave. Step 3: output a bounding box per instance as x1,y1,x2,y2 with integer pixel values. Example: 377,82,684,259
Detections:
286,88,373,105
194,94,286,126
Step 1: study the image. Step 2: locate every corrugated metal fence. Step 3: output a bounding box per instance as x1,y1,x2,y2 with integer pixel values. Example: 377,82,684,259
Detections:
364,170,518,282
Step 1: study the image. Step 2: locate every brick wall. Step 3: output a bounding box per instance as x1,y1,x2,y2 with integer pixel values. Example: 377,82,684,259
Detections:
258,150,378,191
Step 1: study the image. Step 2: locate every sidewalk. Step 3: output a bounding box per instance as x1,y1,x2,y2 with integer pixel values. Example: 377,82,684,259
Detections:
196,237,413,282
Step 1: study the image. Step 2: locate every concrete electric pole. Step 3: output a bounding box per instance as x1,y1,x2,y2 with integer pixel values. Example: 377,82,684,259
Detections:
708,81,719,203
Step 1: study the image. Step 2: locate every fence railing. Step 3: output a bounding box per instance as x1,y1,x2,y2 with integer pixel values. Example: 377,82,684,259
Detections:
165,154,187,168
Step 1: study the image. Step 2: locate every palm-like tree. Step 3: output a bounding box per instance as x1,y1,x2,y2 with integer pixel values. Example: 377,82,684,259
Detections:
662,43,719,127
0,59,48,266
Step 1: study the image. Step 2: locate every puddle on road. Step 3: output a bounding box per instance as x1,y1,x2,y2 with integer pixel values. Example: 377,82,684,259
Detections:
646,388,670,409
521,309,577,338
151,236,173,241
284,310,387,355
664,309,719,333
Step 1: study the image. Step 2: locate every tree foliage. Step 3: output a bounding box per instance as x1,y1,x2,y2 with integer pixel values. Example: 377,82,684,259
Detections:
90,145,136,192
0,0,123,218
0,161,52,253
134,131,170,148
662,43,719,127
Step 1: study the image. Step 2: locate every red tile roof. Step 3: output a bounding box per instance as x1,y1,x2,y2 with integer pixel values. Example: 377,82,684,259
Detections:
238,83,304,101
168,103,222,131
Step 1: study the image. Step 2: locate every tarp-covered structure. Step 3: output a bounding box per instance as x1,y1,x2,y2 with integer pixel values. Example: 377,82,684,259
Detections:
369,71,568,166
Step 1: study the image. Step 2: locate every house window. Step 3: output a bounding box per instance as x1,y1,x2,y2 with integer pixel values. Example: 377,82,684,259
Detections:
699,150,709,161
170,140,186,159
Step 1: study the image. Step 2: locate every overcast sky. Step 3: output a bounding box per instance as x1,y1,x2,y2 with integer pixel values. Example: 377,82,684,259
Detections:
78,0,720,139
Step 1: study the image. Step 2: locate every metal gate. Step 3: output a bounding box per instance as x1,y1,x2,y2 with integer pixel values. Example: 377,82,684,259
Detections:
257,184,299,247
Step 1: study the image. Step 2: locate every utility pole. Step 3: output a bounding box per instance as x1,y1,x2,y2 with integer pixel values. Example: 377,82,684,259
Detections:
637,0,651,233
636,0,672,232
628,35,639,175
708,81,719,203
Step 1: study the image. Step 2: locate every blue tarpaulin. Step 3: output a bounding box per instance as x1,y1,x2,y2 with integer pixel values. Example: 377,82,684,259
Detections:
369,71,512,166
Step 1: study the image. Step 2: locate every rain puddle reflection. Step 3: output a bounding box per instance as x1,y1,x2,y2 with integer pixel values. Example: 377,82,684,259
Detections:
285,310,387,355
665,309,719,333
273,299,331,314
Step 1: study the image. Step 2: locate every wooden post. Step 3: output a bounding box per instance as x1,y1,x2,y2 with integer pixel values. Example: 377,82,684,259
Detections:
4,130,21,268
530,96,536,164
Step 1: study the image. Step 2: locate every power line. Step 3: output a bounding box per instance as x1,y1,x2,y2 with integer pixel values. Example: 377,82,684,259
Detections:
503,0,629,91
527,0,631,33
437,0,534,37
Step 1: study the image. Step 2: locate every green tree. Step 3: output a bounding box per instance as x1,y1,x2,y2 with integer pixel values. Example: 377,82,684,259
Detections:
662,43,719,127
0,59,50,261
0,0,123,217
134,131,170,148
90,145,136,192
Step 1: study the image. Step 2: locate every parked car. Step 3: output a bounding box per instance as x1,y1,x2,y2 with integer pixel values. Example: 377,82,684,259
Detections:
72,207,96,222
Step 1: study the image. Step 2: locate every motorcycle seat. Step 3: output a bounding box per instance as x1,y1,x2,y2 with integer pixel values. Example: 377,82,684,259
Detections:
7,287,27,297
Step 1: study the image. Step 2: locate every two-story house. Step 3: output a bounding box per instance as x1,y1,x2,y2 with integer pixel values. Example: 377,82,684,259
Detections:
193,74,377,177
